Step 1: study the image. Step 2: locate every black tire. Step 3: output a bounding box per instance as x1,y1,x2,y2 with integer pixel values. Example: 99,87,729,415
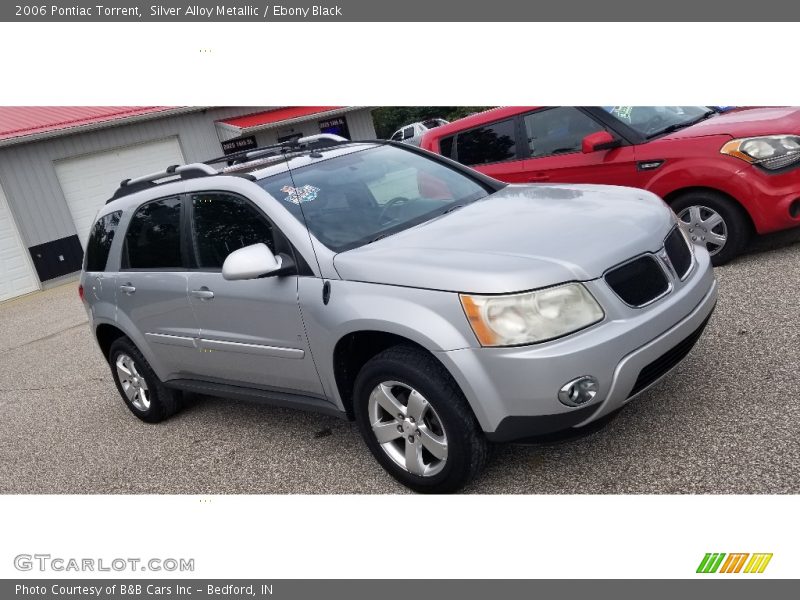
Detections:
353,345,489,493
670,190,751,266
108,336,181,423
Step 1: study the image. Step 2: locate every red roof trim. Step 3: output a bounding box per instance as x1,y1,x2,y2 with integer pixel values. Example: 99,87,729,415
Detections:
217,107,344,129
0,106,176,141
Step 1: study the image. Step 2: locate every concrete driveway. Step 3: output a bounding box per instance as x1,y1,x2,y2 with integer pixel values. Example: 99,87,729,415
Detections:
1,231,798,494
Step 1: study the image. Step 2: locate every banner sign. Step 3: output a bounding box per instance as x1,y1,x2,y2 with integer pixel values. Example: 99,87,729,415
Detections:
4,1,799,22
3,579,798,600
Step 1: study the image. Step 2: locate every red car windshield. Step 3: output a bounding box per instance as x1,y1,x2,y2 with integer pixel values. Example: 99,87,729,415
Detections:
602,106,714,138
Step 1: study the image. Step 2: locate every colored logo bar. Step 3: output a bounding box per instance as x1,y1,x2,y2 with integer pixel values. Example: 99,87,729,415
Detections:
697,553,773,574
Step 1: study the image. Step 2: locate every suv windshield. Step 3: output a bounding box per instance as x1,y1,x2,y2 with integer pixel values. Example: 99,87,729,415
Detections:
602,106,715,138
257,144,491,252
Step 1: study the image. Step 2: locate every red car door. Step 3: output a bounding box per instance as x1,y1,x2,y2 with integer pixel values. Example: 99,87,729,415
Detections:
519,107,645,187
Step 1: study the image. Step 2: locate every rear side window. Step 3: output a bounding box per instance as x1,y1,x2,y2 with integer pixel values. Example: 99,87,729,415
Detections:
456,119,517,165
191,193,275,269
85,211,121,271
124,197,183,269
439,136,454,158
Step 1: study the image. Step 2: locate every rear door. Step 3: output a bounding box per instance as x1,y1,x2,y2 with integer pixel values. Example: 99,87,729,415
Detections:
520,107,643,186
452,117,529,182
184,191,324,396
83,210,123,318
114,196,198,380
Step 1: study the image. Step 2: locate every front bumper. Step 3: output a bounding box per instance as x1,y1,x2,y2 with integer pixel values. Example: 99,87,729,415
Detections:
740,163,800,234
437,246,718,442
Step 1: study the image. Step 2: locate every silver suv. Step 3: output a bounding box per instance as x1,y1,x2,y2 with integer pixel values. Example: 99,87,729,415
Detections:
80,135,717,493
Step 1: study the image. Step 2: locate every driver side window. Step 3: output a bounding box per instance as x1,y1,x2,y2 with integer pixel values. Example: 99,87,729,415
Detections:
191,193,276,269
524,107,604,158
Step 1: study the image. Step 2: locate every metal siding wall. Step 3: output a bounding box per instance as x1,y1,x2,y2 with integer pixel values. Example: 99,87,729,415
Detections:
253,120,323,146
345,109,378,139
0,107,270,247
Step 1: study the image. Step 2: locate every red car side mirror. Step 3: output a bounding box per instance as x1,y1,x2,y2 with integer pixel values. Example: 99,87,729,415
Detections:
582,131,621,153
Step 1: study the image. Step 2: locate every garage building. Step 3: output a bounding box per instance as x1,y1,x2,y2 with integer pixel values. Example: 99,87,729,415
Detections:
0,106,376,302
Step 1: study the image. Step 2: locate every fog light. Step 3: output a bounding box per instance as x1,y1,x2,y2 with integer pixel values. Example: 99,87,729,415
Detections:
558,376,599,407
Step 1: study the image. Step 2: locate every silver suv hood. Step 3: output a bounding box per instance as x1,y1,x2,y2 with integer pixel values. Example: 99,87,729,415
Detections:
333,184,676,294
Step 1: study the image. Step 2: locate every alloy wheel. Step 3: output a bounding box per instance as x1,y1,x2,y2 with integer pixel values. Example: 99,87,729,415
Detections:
115,353,151,412
367,380,449,477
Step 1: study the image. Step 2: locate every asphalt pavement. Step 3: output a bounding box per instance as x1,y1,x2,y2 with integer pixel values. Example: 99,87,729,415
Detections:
1,230,798,494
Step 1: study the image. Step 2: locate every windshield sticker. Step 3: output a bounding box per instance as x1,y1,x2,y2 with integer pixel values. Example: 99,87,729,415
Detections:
281,184,321,204
608,106,633,122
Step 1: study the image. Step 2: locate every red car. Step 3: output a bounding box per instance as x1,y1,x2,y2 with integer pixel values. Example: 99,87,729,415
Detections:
420,106,800,265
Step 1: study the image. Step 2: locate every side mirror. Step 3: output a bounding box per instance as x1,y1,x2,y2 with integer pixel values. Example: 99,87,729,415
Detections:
581,131,621,153
222,243,295,280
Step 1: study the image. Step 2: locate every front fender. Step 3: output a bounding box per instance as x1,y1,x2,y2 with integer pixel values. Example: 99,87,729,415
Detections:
646,157,750,203
298,278,477,407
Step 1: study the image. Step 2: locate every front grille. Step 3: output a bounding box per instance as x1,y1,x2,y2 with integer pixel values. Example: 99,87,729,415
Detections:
628,313,712,398
664,227,692,278
605,256,669,307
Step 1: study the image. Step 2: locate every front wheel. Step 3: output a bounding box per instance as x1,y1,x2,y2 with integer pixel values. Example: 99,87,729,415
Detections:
670,191,751,266
353,345,488,493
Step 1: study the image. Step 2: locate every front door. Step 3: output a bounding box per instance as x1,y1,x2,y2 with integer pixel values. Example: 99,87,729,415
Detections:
520,107,645,187
185,192,324,397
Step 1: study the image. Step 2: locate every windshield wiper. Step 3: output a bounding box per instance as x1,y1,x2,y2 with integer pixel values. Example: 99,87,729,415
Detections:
367,232,392,244
646,110,716,139
442,204,464,215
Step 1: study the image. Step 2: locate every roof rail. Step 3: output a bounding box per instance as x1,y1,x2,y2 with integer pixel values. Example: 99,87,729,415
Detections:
106,135,353,205
205,133,350,167
106,162,219,203
123,162,217,187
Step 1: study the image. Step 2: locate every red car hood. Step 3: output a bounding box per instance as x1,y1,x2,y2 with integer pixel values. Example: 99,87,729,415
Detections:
663,107,800,140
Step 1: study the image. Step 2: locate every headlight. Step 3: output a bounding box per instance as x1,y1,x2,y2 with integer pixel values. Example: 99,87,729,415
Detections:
720,135,800,170
460,283,604,347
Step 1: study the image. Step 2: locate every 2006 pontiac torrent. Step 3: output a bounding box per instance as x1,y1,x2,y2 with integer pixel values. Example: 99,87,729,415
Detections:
80,135,717,493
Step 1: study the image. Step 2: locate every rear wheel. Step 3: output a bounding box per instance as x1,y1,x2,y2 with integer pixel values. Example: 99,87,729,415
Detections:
353,345,488,493
670,191,751,266
108,337,181,423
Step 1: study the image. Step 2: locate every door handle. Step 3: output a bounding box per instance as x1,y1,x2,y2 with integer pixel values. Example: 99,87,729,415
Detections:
527,173,550,182
119,284,136,295
191,288,215,300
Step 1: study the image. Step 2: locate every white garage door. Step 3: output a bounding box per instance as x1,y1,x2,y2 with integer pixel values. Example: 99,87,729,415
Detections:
55,137,185,247
0,181,39,302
